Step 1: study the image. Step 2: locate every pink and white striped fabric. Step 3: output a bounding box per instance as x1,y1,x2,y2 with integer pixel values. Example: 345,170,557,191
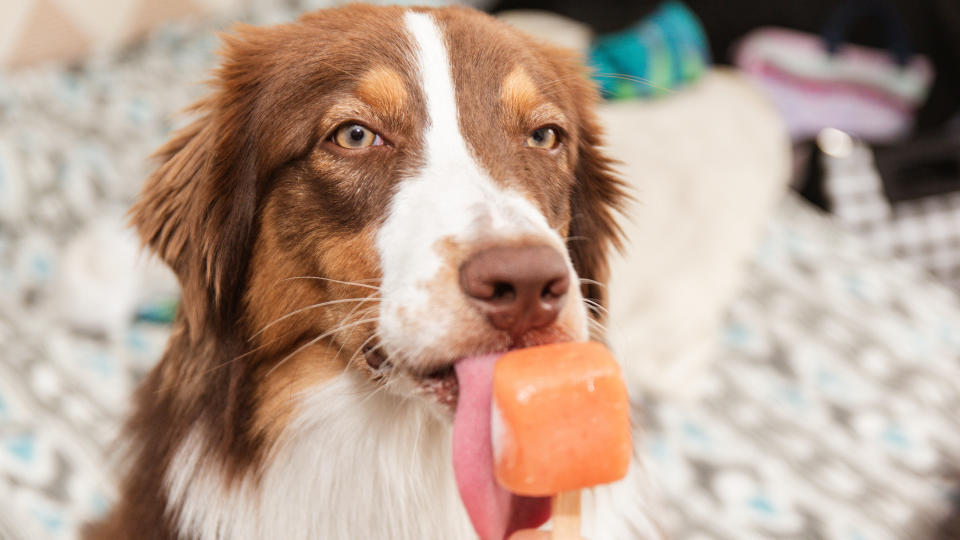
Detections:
734,27,933,143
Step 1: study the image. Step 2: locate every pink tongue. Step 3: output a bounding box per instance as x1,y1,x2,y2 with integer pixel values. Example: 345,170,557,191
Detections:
453,354,551,540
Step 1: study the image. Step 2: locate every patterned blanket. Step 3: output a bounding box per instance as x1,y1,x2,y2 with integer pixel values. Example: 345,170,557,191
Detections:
1,2,959,539
646,196,960,540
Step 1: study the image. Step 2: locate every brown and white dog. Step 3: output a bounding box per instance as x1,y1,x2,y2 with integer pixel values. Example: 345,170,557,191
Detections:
87,5,661,539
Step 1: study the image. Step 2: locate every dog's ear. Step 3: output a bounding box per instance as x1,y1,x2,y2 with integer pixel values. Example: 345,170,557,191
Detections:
130,24,321,337
568,125,626,322
551,51,628,323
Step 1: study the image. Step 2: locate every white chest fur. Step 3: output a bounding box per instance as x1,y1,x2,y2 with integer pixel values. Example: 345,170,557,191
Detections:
164,371,663,540
165,372,475,540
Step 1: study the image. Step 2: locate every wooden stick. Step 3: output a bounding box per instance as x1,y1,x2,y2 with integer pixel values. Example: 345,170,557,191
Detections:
551,489,581,540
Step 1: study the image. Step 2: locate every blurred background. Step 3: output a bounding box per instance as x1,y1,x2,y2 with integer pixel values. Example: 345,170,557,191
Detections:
0,0,958,539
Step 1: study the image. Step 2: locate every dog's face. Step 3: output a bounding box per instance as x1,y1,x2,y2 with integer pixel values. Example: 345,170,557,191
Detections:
134,5,622,434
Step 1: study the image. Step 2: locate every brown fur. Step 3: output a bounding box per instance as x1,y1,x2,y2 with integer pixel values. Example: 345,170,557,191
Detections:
87,6,624,539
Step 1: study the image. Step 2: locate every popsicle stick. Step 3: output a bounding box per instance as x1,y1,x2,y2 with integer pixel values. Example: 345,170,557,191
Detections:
551,489,581,540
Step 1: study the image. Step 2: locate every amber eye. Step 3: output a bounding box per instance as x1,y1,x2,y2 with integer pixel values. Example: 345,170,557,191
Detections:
525,127,559,149
332,124,384,149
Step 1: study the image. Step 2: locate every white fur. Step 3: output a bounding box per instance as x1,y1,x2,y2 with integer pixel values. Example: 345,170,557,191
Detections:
166,372,475,539
375,12,587,368
584,451,666,539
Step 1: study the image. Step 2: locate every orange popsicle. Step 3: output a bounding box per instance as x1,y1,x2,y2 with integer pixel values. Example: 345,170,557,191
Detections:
492,342,632,497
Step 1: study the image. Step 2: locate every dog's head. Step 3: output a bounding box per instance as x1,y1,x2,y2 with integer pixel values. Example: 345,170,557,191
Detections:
133,5,623,429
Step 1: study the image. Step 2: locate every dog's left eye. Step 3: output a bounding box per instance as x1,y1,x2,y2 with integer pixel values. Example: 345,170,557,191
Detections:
525,127,559,149
332,124,384,149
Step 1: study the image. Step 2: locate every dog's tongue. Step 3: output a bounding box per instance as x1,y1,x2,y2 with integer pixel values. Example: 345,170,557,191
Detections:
453,354,551,540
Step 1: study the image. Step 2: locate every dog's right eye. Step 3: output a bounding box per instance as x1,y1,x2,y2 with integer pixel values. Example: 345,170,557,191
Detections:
332,124,384,149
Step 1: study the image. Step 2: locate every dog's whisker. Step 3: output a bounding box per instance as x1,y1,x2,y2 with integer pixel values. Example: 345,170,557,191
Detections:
348,333,381,370
582,297,610,315
412,414,425,462
333,305,382,365
364,340,386,355
282,276,382,291
538,74,583,95
250,297,381,341
356,344,390,376
358,329,385,354
578,278,608,290
313,301,381,371
586,317,610,337
264,317,380,380
204,343,265,376
205,299,382,376
587,314,608,327
355,365,398,408
239,283,381,367
591,72,675,95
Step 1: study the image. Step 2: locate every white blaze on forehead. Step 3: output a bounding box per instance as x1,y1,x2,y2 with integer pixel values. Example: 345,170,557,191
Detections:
402,11,468,168
376,11,576,357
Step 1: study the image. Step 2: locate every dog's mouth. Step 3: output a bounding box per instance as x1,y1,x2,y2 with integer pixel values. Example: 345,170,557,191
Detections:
362,343,459,406
363,330,577,412
363,343,462,408
418,364,459,408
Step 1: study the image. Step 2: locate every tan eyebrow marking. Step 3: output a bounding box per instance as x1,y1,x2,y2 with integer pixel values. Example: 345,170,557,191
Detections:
500,65,570,130
500,65,541,115
355,67,408,117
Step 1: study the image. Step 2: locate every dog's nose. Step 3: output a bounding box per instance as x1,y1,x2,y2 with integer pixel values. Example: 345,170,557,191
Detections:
459,245,570,336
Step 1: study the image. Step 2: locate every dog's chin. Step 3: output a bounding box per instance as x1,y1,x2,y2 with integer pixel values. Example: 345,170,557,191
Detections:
370,324,583,416
416,365,460,410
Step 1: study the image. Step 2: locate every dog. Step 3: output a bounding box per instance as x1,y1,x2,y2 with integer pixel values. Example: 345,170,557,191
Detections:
86,5,662,539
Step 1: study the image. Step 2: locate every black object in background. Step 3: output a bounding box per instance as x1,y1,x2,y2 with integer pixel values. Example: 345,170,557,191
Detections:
875,131,960,203
797,143,832,213
489,0,960,133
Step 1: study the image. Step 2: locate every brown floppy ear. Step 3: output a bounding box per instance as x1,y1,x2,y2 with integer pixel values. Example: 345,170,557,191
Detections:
130,24,322,338
557,53,628,324
568,127,626,323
